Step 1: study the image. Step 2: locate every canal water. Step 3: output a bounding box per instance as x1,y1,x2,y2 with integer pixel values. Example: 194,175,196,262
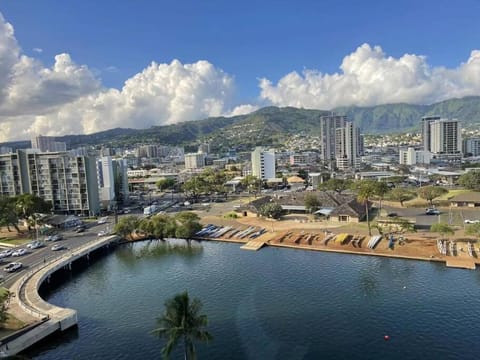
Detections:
28,239,480,359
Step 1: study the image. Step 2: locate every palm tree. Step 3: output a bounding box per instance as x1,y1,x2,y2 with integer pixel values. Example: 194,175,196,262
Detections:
153,291,212,360
354,180,378,236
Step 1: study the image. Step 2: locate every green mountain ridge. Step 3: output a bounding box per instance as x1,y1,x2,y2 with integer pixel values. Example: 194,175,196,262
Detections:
2,96,480,151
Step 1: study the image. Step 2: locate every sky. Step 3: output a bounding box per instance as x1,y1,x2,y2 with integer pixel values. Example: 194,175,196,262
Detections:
1,0,480,141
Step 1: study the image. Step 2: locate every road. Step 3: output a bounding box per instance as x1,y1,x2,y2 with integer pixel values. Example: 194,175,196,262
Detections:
0,220,115,289
381,204,480,229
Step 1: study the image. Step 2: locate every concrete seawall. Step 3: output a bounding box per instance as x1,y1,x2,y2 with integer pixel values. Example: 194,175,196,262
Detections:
1,235,119,357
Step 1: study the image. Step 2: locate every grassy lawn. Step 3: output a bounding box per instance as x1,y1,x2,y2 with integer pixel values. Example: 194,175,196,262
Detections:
401,189,472,208
437,189,472,200
0,287,26,336
0,316,26,337
335,222,372,235
0,238,31,246
0,226,33,246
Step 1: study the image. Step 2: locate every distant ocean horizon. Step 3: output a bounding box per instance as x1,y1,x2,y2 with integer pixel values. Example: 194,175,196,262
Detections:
28,239,480,360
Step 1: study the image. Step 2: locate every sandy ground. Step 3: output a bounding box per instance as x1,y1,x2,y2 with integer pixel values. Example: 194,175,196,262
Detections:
198,211,480,269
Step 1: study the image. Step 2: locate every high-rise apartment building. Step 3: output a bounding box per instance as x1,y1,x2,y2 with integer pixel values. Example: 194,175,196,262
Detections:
429,119,462,159
184,153,206,169
0,146,13,155
421,116,441,152
320,114,346,169
137,145,158,158
335,121,361,170
251,147,276,180
97,156,116,205
97,156,129,207
463,138,480,157
15,150,99,215
31,135,67,152
113,158,129,203
198,143,210,154
0,152,22,196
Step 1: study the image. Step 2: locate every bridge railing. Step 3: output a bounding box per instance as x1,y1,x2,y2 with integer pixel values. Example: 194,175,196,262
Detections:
14,235,119,321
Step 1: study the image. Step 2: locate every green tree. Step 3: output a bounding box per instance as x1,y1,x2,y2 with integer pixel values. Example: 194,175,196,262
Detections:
318,178,352,194
174,212,202,239
0,196,20,232
14,194,51,231
465,223,480,238
175,222,202,239
304,193,320,213
458,171,480,191
152,291,212,360
430,223,455,239
241,175,262,194
389,188,416,207
114,215,141,238
374,182,390,214
297,169,308,180
259,202,283,219
0,289,11,326
353,180,378,236
175,212,200,223
139,214,176,239
202,168,228,195
15,194,51,219
157,178,177,191
182,176,207,202
418,186,448,206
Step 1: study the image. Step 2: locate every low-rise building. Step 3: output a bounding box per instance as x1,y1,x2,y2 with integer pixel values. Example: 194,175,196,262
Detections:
449,192,480,207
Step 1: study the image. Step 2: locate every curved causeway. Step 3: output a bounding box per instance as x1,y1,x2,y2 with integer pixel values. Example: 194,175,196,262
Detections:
0,235,119,357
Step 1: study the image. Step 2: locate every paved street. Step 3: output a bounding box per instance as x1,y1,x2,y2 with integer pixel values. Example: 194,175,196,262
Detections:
381,204,480,229
0,221,114,288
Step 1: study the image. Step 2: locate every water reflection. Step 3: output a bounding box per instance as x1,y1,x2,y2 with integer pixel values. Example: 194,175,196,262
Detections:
116,239,203,263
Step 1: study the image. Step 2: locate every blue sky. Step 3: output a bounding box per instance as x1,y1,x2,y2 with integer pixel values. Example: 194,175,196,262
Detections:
1,0,480,140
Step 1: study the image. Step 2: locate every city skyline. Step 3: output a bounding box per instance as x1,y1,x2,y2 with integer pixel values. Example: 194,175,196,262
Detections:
1,1,480,141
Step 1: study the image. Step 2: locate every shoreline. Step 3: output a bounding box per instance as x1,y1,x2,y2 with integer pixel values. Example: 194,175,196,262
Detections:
195,216,479,270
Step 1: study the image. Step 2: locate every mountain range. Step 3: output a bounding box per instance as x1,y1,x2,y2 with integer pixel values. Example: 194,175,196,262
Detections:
2,96,480,152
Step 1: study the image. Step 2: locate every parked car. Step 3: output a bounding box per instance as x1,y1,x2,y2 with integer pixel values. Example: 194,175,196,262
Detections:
51,244,65,251
12,248,27,257
26,240,44,249
4,262,22,273
425,208,440,215
0,249,13,258
97,230,108,237
97,217,108,225
387,212,398,217
464,219,480,224
75,225,86,233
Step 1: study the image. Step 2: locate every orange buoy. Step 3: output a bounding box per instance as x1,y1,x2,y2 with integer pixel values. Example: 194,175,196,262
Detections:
384,335,390,340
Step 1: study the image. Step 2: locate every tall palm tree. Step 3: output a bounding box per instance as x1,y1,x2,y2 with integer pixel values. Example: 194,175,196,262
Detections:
153,291,212,360
355,180,378,236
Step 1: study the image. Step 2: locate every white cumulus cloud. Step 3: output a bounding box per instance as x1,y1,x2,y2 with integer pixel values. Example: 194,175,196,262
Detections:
227,104,260,117
0,13,238,141
259,43,480,109
3,9,480,143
